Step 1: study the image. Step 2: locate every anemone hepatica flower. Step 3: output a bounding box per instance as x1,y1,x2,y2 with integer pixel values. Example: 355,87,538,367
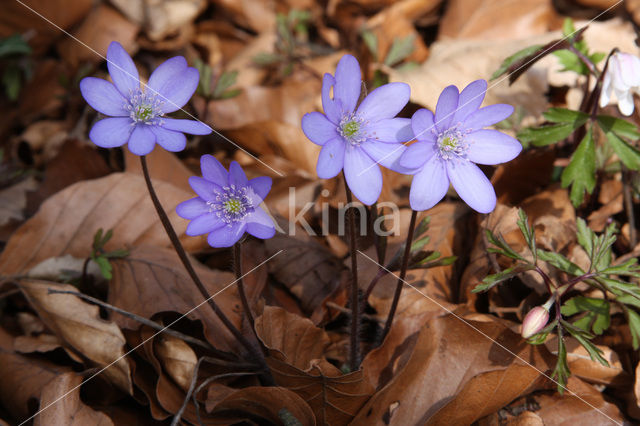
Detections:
176,155,275,248
599,51,640,116
301,54,413,205
399,80,521,213
80,41,211,155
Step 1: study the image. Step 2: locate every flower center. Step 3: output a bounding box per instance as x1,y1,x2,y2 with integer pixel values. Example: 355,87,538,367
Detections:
338,114,367,146
208,185,253,225
126,89,164,125
436,128,468,160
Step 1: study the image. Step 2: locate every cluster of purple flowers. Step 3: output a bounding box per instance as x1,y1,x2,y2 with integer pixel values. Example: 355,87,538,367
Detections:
81,42,522,248
302,55,522,213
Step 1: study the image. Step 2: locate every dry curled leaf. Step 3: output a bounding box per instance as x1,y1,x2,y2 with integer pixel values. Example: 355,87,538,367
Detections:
19,279,133,394
154,335,198,392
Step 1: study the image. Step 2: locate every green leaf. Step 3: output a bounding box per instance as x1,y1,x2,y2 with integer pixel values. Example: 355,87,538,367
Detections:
575,218,594,261
517,122,580,147
597,115,640,140
472,264,535,293
213,70,238,99
491,44,543,80
552,332,571,394
600,258,640,278
253,52,283,65
94,256,113,280
562,319,609,366
561,127,596,207
606,131,640,171
485,229,526,261
384,34,416,67
625,307,640,350
543,108,589,124
2,65,22,101
93,228,104,251
360,29,378,60
536,249,584,275
516,208,536,257
553,49,590,75
0,34,31,57
561,296,610,335
104,248,129,259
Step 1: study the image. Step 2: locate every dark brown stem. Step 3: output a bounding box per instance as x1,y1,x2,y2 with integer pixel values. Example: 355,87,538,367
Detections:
47,289,231,357
567,44,599,77
343,173,360,370
233,243,256,335
622,166,637,248
81,257,91,287
535,265,555,293
139,156,273,384
380,210,417,344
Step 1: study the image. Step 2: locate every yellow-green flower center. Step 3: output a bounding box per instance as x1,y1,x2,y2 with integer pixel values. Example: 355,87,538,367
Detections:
342,120,360,137
436,128,468,161
135,105,154,121
223,198,243,214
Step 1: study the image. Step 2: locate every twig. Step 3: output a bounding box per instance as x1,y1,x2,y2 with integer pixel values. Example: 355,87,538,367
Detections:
326,301,385,323
343,173,360,370
140,156,273,385
46,289,230,356
380,210,417,345
171,356,256,426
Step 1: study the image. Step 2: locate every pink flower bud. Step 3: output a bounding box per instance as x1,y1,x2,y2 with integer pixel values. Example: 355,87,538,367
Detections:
521,306,550,339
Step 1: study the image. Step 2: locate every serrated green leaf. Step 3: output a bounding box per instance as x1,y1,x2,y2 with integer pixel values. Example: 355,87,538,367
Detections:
561,128,596,207
537,249,584,275
606,131,640,171
575,218,594,261
600,258,640,277
597,115,640,140
516,208,536,257
543,108,589,124
485,229,526,261
552,332,570,394
491,44,543,80
561,296,610,335
517,122,578,147
553,50,590,75
472,264,535,293
93,228,104,250
563,320,609,366
384,34,416,67
625,307,640,350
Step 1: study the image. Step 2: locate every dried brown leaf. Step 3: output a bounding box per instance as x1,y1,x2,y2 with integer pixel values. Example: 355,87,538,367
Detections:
34,372,114,426
19,279,133,394
0,172,204,276
154,335,197,392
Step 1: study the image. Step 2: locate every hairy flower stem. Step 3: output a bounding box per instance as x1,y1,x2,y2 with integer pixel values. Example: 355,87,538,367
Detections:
140,156,273,385
622,166,637,248
233,242,257,338
380,210,417,344
343,174,361,370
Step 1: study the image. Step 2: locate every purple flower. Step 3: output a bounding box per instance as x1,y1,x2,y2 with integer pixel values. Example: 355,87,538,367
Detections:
176,155,275,247
80,41,211,155
399,80,522,213
301,54,413,205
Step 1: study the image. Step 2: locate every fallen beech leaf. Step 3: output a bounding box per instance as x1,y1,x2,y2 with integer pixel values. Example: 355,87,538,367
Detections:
110,0,206,41
438,0,558,40
0,327,71,421
110,245,244,352
255,306,332,369
0,172,205,276
154,335,198,392
534,377,624,425
34,373,114,426
57,4,138,67
264,220,346,320
124,147,194,194
255,306,375,424
210,386,315,425
19,279,133,394
209,0,276,33
0,176,38,226
351,314,554,425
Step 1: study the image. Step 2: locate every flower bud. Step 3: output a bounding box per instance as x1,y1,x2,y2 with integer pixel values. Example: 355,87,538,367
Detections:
599,51,640,116
521,306,550,339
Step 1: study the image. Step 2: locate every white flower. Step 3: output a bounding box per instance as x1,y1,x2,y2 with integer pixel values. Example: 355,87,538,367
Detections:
599,52,640,116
